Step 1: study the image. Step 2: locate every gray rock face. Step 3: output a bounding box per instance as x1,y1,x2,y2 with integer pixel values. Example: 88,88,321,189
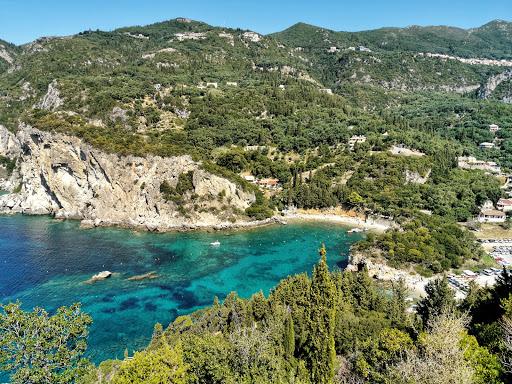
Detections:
405,169,431,184
0,125,21,157
36,80,63,111
0,44,14,65
0,125,21,192
0,124,256,231
478,70,512,99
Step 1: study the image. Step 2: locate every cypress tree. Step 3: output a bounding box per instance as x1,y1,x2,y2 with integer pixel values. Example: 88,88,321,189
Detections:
149,322,164,350
307,244,336,384
284,312,295,359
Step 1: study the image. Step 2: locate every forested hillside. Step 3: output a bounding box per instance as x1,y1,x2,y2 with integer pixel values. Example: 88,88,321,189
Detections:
1,18,512,272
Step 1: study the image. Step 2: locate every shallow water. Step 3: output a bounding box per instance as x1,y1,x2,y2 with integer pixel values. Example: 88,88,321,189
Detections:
0,215,362,364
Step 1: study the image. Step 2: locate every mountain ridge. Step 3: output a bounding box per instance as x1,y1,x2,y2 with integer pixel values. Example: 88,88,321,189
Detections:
1,17,511,48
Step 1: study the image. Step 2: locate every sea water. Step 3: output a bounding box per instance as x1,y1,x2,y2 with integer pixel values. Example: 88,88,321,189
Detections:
0,215,362,365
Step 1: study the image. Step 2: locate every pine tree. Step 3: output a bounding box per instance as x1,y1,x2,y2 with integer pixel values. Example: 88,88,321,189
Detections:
417,277,456,328
306,244,336,384
389,278,408,328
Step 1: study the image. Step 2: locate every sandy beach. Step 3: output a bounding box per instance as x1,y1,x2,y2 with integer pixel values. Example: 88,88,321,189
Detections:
283,208,393,233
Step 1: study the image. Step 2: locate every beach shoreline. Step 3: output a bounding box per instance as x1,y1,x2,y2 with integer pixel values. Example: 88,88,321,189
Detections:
282,210,393,233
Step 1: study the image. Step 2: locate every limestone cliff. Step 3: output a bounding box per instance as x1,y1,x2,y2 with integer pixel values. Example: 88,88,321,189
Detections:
477,70,512,99
0,124,258,231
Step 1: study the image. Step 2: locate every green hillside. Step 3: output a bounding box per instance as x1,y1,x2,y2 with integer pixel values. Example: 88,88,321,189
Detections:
274,20,512,58
0,17,512,272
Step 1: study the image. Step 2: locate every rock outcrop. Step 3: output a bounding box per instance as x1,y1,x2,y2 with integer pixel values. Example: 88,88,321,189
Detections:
0,124,257,231
477,70,512,99
0,43,14,65
0,125,21,157
36,80,63,111
0,125,21,191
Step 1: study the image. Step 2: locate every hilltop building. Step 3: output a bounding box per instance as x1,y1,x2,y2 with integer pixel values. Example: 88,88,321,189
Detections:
478,209,506,223
257,178,280,190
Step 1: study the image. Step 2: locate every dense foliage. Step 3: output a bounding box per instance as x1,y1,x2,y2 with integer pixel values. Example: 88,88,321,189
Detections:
0,303,92,384
76,253,509,383
2,253,510,383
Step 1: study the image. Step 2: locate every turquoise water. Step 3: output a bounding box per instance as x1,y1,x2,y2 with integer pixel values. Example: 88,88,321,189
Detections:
0,215,361,364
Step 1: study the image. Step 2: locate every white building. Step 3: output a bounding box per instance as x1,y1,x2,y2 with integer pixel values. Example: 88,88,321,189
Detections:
348,135,367,150
457,156,501,174
478,209,506,223
480,142,496,150
356,46,372,52
489,124,500,133
497,198,512,213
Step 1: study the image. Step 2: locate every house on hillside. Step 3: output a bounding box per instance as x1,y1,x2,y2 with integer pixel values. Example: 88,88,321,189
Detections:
478,209,506,223
480,142,496,150
257,178,280,190
497,198,512,213
348,135,367,150
457,156,501,174
489,124,500,133
356,46,372,52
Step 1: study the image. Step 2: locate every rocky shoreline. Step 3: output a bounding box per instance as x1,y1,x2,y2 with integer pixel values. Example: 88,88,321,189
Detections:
346,251,435,299
77,215,286,233
0,125,394,236
0,124,257,229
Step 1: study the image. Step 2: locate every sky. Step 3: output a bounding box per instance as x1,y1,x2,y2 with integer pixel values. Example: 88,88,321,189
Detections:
1,0,511,45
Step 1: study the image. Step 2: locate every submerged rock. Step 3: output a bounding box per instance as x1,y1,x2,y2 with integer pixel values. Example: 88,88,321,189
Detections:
126,271,159,281
86,271,113,283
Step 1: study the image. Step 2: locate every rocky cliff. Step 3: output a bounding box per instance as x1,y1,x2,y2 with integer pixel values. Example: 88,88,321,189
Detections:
0,124,258,231
477,70,512,99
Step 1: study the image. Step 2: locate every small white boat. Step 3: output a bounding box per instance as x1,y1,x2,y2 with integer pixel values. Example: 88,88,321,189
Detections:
210,241,221,246
348,228,364,234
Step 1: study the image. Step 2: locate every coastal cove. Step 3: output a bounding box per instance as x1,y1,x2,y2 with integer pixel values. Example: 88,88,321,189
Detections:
0,215,363,365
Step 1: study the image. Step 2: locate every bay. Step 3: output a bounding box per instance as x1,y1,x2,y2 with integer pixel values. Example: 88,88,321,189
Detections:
0,215,362,364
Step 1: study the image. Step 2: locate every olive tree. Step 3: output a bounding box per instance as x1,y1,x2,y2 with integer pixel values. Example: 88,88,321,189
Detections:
0,302,92,384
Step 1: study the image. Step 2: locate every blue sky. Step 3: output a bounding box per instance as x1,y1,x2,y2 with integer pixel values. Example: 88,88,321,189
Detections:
1,0,511,45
